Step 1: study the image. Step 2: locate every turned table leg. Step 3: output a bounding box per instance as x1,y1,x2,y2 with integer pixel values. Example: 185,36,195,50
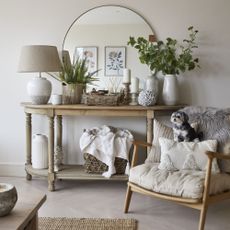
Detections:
56,115,62,150
55,115,63,172
25,112,32,180
146,110,154,154
48,116,55,191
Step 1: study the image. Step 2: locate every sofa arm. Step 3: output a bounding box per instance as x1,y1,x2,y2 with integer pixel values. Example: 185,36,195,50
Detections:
202,151,230,203
133,140,152,148
205,151,230,160
131,140,152,168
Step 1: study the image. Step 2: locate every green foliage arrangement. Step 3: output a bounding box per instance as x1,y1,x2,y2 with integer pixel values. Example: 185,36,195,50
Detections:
50,57,99,85
127,26,200,75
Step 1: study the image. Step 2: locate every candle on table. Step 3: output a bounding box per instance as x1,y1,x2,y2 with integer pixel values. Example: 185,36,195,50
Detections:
130,77,139,93
123,68,131,83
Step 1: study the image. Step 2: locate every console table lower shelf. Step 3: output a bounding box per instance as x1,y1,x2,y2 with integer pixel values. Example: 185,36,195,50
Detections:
21,103,183,191
25,164,128,181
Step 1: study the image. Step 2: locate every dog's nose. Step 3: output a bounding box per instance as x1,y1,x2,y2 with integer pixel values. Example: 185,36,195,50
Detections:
174,118,176,121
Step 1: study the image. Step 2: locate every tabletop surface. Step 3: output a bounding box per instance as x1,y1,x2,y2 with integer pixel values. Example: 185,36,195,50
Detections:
21,102,184,111
0,187,46,230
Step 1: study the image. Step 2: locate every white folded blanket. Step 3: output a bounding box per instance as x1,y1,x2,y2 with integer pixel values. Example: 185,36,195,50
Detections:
79,125,133,178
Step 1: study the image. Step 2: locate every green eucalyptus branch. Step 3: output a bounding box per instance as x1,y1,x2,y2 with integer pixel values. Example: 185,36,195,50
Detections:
128,26,200,75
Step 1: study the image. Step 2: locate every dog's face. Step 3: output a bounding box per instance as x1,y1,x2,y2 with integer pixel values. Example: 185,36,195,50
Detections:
171,111,189,126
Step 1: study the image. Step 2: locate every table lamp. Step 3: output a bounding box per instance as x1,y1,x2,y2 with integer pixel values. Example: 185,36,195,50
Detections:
18,45,62,104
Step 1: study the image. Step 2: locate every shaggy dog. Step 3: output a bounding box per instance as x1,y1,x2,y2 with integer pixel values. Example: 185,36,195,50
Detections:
171,111,202,142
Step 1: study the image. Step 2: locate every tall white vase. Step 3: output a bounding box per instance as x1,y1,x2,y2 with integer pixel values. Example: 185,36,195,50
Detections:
162,74,178,105
32,134,48,169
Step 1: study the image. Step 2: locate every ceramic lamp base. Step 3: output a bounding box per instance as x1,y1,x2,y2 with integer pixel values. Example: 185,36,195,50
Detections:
27,76,52,104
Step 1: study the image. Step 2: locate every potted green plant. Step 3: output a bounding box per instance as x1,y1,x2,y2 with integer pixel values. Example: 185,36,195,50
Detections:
50,56,99,104
128,26,200,105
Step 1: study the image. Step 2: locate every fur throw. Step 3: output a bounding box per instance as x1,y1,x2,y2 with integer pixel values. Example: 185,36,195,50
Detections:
180,106,230,172
180,106,230,148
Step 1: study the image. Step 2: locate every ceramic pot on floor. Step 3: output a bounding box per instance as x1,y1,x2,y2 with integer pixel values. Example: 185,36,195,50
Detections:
32,134,48,169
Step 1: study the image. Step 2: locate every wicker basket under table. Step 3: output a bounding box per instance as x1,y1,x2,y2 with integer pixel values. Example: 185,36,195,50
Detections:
83,153,127,174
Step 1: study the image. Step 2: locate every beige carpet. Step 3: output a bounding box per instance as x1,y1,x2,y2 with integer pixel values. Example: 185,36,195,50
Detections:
39,217,137,230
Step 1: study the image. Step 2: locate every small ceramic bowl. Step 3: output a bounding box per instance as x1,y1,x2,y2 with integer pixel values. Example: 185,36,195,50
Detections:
0,183,18,216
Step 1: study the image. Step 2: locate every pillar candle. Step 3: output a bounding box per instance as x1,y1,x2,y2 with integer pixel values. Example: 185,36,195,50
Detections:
123,68,131,83
130,77,139,93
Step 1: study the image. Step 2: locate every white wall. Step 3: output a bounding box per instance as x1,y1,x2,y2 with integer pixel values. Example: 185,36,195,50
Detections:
0,0,230,175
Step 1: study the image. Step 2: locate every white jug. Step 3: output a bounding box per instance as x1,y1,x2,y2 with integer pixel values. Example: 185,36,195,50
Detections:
32,134,48,169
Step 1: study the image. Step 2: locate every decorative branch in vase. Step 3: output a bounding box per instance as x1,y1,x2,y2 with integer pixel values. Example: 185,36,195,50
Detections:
128,26,200,105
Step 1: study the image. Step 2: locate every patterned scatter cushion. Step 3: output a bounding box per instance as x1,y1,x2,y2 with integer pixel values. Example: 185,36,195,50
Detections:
158,137,220,172
145,120,173,163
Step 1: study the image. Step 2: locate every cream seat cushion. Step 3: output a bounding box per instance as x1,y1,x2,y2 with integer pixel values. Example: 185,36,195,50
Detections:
129,163,230,199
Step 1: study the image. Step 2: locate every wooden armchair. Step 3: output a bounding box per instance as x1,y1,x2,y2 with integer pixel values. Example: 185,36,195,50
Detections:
124,140,230,230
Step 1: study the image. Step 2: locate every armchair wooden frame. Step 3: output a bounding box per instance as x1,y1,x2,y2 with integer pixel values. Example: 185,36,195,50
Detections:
124,141,230,230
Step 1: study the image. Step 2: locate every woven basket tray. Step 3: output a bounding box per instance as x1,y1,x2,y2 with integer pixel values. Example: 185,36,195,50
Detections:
82,94,120,106
83,153,127,174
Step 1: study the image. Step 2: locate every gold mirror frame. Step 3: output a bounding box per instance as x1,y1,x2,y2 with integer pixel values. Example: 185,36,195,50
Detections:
62,5,155,90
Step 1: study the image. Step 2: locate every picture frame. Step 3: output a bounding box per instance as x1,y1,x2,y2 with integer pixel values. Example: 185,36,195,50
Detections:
74,46,98,74
104,46,126,76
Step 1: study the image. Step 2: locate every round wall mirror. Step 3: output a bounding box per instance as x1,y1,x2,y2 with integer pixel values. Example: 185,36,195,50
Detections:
63,5,154,91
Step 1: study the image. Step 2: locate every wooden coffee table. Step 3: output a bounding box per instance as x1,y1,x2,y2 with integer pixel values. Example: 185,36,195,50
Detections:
0,191,46,230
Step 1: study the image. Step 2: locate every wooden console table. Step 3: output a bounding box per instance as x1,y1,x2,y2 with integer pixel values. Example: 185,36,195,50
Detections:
21,103,183,191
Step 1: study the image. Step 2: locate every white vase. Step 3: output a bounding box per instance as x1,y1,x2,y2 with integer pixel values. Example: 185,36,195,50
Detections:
62,83,84,104
162,74,178,105
145,75,159,101
32,134,48,169
27,77,52,104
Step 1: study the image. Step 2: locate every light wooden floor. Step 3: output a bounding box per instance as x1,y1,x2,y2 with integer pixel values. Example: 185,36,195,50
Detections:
1,177,230,230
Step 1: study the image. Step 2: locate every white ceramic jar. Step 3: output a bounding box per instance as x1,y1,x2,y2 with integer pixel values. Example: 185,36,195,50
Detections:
32,134,48,169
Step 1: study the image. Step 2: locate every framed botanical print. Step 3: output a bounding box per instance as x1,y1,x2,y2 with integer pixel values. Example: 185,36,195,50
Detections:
104,46,126,76
74,46,98,74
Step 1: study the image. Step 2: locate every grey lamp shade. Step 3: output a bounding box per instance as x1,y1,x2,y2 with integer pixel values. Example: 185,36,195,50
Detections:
18,45,62,73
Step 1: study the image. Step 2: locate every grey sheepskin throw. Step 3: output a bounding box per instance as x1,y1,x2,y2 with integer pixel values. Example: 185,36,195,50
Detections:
180,106,230,172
